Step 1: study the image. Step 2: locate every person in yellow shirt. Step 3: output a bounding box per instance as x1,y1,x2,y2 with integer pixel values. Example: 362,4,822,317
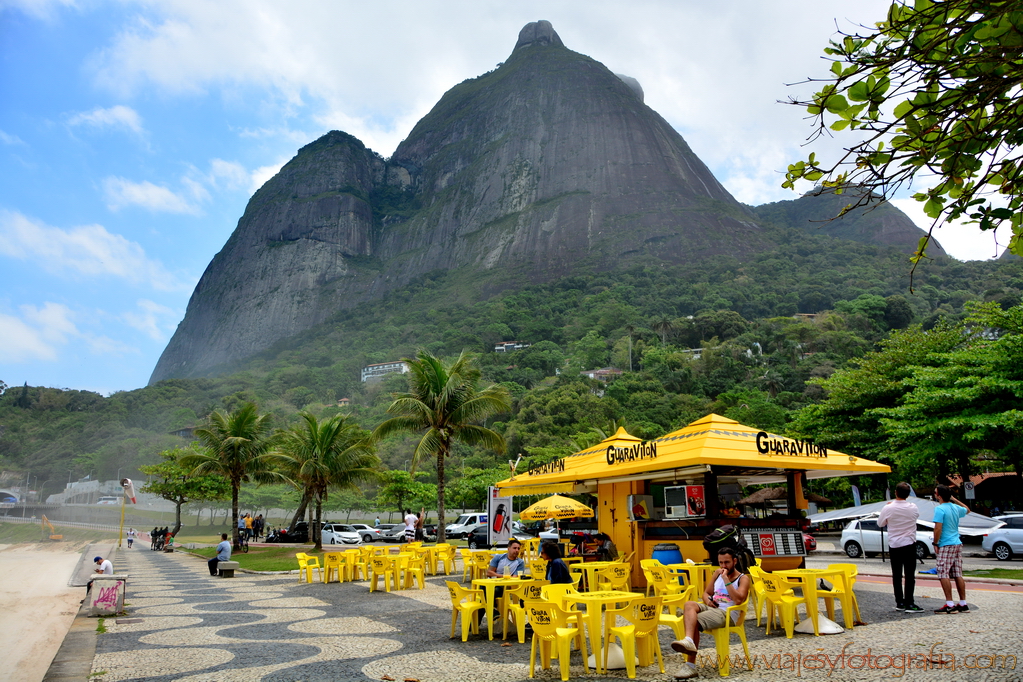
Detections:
244,514,254,540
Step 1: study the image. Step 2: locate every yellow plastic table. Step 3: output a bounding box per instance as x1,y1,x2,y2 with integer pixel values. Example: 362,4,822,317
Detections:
569,560,621,592
774,568,850,633
472,576,527,640
572,590,640,673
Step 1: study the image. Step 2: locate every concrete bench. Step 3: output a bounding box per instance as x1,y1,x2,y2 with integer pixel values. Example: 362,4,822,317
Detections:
218,561,240,578
88,574,129,616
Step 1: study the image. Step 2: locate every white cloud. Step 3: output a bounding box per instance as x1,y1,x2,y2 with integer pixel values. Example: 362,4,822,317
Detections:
248,158,288,193
890,198,1006,262
102,176,198,214
122,299,178,341
0,209,185,290
67,105,144,134
0,129,26,145
0,302,136,363
1,0,76,20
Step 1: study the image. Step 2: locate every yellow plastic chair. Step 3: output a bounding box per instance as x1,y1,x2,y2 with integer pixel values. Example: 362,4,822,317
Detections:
322,553,344,584
648,564,687,598
604,596,665,678
619,551,635,564
759,572,811,639
523,600,588,681
639,559,661,596
504,580,549,643
656,590,697,639
703,600,752,677
446,581,486,641
369,555,398,593
470,552,492,581
540,584,586,649
595,563,631,592
458,548,473,582
295,553,321,584
820,564,862,628
403,552,426,589
522,537,542,558
528,558,548,579
435,544,456,575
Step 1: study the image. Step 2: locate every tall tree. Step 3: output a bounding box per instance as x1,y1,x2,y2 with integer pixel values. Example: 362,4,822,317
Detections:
140,447,230,535
783,0,1023,265
373,350,511,542
275,412,380,550
182,402,284,549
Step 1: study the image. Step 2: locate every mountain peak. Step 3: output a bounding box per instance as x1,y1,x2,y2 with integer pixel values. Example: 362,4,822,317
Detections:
514,20,564,51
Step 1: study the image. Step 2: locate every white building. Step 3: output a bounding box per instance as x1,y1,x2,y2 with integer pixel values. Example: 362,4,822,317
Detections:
494,341,531,352
361,361,411,383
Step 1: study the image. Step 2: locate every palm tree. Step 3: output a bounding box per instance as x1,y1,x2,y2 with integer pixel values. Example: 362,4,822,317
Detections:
275,412,380,550
182,402,284,549
373,349,511,542
652,316,676,346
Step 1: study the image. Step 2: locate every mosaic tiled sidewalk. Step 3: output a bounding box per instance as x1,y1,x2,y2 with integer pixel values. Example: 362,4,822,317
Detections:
92,548,1023,681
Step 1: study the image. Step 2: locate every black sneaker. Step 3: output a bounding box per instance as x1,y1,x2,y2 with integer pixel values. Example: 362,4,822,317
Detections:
955,603,969,613
894,604,905,611
904,604,924,613
934,604,958,614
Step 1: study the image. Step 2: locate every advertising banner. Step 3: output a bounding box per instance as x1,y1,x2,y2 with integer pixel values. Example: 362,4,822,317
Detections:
686,485,706,517
488,486,513,546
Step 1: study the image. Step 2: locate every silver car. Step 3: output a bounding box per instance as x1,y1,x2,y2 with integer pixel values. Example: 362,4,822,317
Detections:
982,516,1023,560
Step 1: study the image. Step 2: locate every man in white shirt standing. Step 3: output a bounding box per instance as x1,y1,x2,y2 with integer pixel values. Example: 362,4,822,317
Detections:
877,482,923,613
403,509,418,543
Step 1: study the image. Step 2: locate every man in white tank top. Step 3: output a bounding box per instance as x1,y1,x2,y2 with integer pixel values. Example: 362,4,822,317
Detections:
669,546,750,679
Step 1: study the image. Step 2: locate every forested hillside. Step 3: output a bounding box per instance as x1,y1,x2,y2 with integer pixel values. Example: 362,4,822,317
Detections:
2,226,1021,509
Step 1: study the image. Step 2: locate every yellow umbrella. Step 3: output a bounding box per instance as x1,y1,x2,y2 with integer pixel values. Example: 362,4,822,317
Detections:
520,495,593,521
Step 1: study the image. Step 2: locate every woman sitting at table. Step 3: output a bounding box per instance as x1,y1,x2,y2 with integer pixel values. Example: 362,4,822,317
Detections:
669,546,750,680
595,533,619,561
541,542,573,584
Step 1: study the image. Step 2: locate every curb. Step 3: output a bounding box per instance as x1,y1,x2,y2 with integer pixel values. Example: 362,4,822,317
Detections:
813,548,989,558
177,548,300,575
857,571,1023,587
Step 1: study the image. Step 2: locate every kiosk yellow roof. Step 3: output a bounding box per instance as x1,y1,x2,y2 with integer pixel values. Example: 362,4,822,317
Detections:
496,413,889,495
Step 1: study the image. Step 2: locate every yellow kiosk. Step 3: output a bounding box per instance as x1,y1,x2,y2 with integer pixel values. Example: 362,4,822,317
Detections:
496,413,890,582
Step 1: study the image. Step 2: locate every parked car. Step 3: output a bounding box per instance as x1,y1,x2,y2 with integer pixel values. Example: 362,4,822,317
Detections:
466,525,533,550
347,523,382,543
803,532,817,553
321,523,362,545
445,512,488,540
983,516,1023,560
380,524,409,542
840,517,934,559
268,521,309,543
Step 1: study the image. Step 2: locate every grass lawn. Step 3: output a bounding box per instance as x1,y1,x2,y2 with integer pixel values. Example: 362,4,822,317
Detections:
0,521,118,544
962,567,1023,580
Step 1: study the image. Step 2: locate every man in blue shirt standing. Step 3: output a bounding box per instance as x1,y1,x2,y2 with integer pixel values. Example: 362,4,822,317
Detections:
209,533,232,576
932,485,970,613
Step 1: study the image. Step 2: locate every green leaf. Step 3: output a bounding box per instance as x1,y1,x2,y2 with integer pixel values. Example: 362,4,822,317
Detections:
825,94,850,114
831,119,851,131
990,208,1013,219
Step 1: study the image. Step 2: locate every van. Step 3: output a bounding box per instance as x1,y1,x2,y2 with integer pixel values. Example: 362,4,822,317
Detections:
96,496,120,505
446,512,488,539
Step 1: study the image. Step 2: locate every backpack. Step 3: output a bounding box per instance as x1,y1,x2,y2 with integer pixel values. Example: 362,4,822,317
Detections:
703,525,756,573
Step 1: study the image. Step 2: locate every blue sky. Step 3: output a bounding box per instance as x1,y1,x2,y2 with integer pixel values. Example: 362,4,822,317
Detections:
0,1,1008,395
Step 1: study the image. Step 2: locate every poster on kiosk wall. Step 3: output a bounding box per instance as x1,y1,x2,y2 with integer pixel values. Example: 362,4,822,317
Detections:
686,485,706,517
488,487,513,546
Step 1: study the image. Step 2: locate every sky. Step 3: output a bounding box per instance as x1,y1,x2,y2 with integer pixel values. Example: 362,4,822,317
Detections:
0,1,1011,395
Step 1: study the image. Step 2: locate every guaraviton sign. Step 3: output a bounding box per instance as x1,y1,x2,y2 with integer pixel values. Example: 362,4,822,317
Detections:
756,431,828,458
526,441,658,476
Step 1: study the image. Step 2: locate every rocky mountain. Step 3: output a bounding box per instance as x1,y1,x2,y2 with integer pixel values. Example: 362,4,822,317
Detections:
150,21,939,384
752,188,948,257
150,21,766,383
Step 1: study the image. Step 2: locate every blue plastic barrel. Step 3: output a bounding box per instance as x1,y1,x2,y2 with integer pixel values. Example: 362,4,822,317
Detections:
651,542,683,565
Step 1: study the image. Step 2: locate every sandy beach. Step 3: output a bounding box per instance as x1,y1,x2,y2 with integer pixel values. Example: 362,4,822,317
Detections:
0,542,91,682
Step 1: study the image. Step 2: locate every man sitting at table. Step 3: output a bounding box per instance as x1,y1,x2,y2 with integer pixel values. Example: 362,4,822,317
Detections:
669,546,750,679
487,538,525,577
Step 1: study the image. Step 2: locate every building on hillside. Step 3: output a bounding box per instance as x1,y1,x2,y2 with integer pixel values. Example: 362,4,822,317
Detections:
580,367,623,382
494,341,531,352
361,361,411,383
680,348,703,361
337,398,351,407
169,426,196,439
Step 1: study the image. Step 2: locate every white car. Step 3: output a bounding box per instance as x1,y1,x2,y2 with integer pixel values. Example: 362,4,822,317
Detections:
840,517,935,560
982,516,1023,561
445,512,488,540
347,523,383,543
321,523,362,545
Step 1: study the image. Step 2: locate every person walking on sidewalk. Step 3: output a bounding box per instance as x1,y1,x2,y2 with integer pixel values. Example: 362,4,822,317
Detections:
932,484,970,613
208,534,231,576
878,482,923,613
